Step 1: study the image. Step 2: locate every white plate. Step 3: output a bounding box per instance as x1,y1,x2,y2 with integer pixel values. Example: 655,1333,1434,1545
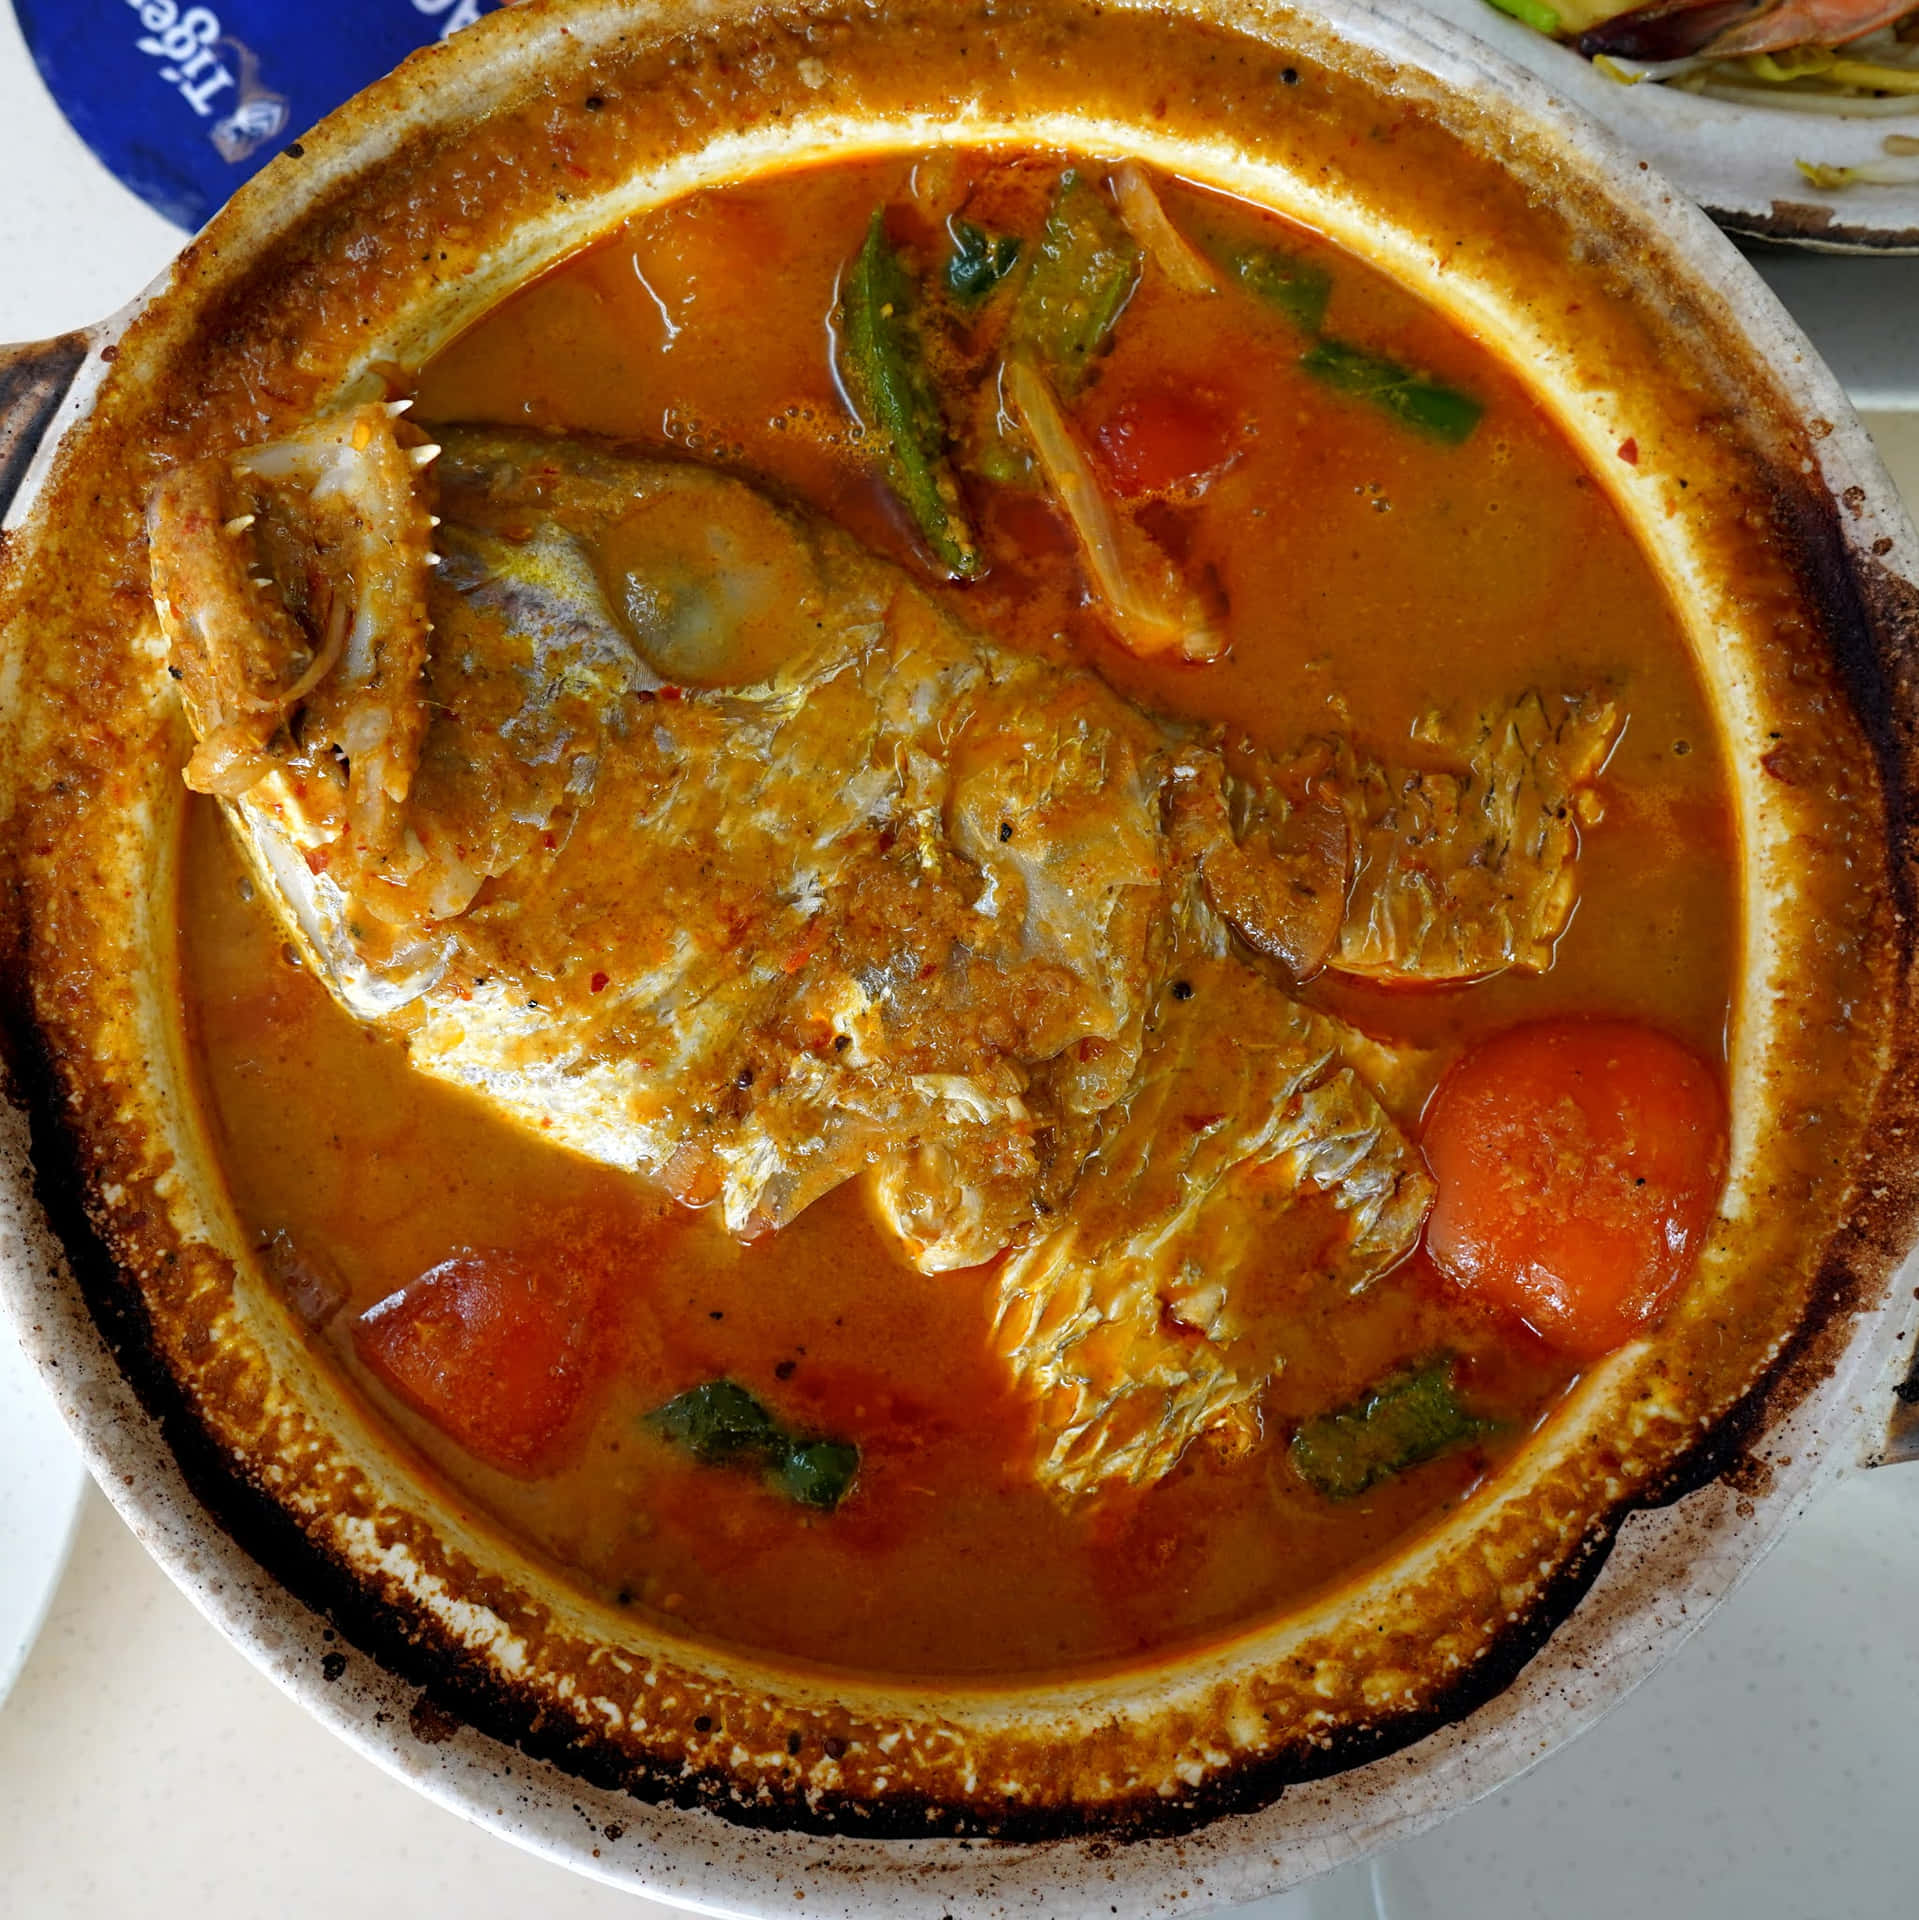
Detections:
1216,1461,1919,1918
1747,249,1919,409
0,1332,86,1709
1414,0,1919,252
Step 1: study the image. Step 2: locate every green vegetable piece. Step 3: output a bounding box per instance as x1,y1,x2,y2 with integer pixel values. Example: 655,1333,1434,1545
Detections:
1795,158,1857,191
1221,245,1333,334
837,210,982,578
1483,0,1562,33
1006,172,1142,398
649,1378,779,1462
945,220,1022,307
649,1378,862,1511
1300,338,1484,444
770,1438,862,1512
1289,1358,1493,1500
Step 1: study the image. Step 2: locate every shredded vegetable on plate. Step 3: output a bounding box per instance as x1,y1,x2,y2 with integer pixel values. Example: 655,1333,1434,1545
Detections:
1799,131,1919,181
1485,0,1919,133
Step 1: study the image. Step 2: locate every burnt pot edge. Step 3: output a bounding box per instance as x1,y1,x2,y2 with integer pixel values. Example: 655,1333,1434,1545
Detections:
8,781,1918,1849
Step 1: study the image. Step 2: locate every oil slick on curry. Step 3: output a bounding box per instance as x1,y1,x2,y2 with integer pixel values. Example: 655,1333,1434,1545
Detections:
163,153,1731,1678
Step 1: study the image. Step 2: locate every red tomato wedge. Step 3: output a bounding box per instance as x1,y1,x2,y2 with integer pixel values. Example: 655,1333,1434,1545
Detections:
1422,1019,1728,1358
354,1249,604,1477
1093,390,1238,499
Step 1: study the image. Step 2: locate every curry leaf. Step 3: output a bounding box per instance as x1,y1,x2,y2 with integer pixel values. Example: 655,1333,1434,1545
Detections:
1220,244,1333,334
649,1378,862,1512
945,220,1023,307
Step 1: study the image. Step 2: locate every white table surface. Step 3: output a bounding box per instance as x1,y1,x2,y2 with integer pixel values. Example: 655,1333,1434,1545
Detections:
4,7,1919,1915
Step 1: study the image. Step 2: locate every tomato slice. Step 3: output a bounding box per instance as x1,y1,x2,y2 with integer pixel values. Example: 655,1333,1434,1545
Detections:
1093,390,1239,499
354,1249,603,1476
1422,1019,1727,1357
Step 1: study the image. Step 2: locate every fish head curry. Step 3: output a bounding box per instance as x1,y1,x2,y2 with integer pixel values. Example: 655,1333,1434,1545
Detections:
159,154,1722,1672
3,0,1911,1843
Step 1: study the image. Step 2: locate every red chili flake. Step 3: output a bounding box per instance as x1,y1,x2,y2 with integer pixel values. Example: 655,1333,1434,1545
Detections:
1617,438,1639,465
542,832,558,851
590,971,610,994
780,920,825,976
304,847,330,875
658,685,684,703
1185,1112,1225,1134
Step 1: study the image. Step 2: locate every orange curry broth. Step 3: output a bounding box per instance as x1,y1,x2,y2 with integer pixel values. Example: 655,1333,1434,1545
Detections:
175,152,1736,1679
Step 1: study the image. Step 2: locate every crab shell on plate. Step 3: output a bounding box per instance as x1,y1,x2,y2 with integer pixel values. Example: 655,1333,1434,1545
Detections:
0,0,1917,1912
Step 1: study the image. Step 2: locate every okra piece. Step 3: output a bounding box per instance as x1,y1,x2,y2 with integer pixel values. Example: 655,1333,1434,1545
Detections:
649,1378,779,1463
838,210,982,578
1005,172,1143,398
769,1437,862,1511
1289,1357,1494,1500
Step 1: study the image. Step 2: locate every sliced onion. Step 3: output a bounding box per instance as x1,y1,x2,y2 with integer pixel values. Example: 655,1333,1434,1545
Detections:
185,730,275,799
1689,77,1919,110
279,592,352,704
1003,356,1227,664
1109,164,1219,296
